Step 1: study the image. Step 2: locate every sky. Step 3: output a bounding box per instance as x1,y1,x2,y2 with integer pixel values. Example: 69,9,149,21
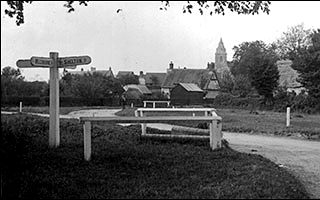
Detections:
1,1,319,82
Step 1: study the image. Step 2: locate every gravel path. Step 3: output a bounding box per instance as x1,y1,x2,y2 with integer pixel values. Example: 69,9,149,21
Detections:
2,109,319,198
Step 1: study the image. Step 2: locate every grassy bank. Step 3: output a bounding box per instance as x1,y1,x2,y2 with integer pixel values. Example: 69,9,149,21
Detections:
116,107,320,141
1,113,310,199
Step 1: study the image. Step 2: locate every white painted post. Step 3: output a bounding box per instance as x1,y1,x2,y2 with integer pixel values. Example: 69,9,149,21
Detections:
84,121,92,161
144,101,146,108
140,110,146,135
167,101,170,107
19,101,22,113
217,119,222,148
192,113,195,117
131,103,133,108
205,111,208,116
286,107,290,127
153,102,156,108
49,52,60,148
209,120,219,150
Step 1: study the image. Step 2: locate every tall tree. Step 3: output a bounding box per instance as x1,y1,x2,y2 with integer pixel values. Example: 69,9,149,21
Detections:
232,41,279,101
275,23,312,60
1,66,25,97
291,29,320,101
4,1,271,26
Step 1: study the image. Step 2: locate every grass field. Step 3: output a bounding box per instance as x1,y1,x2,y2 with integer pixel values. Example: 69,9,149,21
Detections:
1,113,310,199
116,107,320,140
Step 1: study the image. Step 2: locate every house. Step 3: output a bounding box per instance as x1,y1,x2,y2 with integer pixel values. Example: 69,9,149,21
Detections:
170,83,204,105
122,84,152,105
67,67,115,79
277,60,304,94
139,71,166,93
116,71,135,79
161,61,220,99
123,84,152,96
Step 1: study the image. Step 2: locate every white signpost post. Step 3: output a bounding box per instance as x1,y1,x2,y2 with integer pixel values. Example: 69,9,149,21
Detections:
17,52,91,147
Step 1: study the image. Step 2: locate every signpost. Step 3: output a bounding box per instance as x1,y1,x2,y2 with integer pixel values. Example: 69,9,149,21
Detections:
16,52,91,147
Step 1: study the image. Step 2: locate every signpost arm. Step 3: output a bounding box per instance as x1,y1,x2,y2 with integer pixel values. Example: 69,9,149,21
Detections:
49,52,60,148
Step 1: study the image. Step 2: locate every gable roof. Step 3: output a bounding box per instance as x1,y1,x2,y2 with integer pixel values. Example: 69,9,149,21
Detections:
123,84,152,95
178,83,203,92
161,68,213,89
67,67,114,78
144,73,166,85
277,60,302,88
116,71,135,78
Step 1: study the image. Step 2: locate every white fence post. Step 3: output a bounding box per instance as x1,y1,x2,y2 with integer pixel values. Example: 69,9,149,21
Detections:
140,110,146,135
19,101,22,113
84,121,92,161
286,107,290,127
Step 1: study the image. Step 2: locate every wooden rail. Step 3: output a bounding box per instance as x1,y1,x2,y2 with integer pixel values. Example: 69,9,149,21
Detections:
143,100,171,108
79,116,222,161
135,108,218,136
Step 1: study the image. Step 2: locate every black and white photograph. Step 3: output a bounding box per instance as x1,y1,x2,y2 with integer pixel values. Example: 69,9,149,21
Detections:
1,1,319,199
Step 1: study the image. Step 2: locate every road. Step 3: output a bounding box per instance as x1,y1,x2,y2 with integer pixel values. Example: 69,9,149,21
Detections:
2,109,319,198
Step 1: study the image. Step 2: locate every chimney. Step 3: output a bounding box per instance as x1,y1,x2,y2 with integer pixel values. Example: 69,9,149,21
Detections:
207,62,215,71
169,61,174,69
109,67,112,71
140,71,144,76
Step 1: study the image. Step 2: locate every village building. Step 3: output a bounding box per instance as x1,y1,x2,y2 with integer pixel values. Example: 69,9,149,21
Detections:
170,83,204,105
66,67,115,78
122,84,152,105
139,71,166,93
276,60,304,94
213,38,231,81
116,71,135,79
160,61,220,99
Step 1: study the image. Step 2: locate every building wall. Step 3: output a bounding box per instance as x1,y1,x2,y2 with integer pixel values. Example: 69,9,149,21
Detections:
170,85,204,105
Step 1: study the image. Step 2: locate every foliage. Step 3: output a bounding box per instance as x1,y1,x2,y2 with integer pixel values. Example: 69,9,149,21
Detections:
232,74,253,97
231,41,279,101
60,72,124,100
1,66,48,100
219,70,234,93
4,1,271,26
291,29,320,102
275,23,312,60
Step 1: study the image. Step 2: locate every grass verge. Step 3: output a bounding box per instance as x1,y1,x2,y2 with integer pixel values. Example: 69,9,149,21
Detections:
1,113,310,199
116,108,320,141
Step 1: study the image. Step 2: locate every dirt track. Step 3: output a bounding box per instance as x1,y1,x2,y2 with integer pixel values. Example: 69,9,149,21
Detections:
2,109,320,198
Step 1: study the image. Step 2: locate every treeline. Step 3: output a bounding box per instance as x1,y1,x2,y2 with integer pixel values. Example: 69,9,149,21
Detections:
1,68,135,107
216,25,319,114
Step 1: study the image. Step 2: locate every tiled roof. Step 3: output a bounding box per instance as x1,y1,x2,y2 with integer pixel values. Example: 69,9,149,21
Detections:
144,73,166,85
277,60,302,88
178,83,203,92
161,68,213,89
116,71,135,78
123,84,152,95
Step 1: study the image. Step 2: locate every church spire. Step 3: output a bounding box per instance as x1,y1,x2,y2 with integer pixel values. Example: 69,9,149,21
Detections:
216,38,226,53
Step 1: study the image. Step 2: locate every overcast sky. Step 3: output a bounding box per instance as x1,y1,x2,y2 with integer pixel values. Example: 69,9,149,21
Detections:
1,1,319,82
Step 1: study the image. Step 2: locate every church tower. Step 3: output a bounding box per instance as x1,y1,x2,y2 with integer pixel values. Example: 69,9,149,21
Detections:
215,38,229,79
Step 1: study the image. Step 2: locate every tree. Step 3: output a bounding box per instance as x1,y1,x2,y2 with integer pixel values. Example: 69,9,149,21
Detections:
291,29,320,102
219,70,234,93
275,23,312,60
1,66,25,97
233,74,252,97
60,72,123,100
232,41,279,101
4,1,271,26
